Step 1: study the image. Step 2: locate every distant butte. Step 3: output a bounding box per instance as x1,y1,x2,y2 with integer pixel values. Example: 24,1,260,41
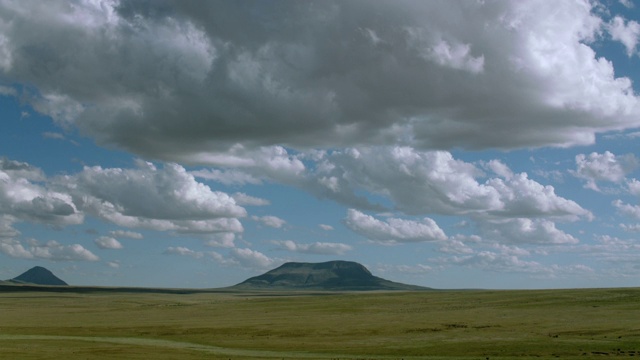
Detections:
233,260,429,291
9,266,68,286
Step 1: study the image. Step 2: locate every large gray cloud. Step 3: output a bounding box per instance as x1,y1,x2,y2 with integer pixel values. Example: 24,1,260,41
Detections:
0,0,639,161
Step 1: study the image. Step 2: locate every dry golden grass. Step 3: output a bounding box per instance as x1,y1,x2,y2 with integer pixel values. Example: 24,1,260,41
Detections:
1,288,639,359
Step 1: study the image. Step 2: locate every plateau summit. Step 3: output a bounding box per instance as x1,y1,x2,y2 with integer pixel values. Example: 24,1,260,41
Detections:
234,260,428,291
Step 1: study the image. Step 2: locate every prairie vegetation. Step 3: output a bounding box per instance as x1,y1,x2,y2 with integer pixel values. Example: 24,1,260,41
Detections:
1,287,639,359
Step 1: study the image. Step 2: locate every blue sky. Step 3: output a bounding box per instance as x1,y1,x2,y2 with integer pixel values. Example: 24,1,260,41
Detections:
2,0,640,289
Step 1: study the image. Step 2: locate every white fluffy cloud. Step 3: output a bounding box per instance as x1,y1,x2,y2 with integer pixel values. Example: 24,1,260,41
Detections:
0,215,19,239
439,251,593,277
204,232,236,248
344,209,447,245
627,178,640,196
0,158,83,227
164,246,204,259
609,16,640,56
0,1,638,160
0,238,98,262
56,161,246,235
438,236,476,255
251,215,286,229
94,236,123,250
315,147,591,220
230,248,277,269
434,243,593,277
66,161,245,219
620,0,634,9
613,199,640,220
442,251,542,273
272,240,352,255
375,263,433,275
480,218,579,245
573,151,638,191
192,169,262,186
0,158,99,262
231,193,270,206
108,230,143,239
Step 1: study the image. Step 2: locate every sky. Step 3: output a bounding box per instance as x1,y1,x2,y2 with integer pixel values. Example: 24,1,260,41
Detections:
2,0,640,289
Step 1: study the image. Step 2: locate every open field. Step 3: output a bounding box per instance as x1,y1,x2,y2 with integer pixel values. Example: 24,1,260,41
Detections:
1,287,639,359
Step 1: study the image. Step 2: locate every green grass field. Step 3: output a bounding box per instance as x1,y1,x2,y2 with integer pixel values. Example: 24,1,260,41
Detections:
1,288,639,359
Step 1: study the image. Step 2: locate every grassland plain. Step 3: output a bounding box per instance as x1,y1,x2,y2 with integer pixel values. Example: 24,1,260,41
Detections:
0,288,639,359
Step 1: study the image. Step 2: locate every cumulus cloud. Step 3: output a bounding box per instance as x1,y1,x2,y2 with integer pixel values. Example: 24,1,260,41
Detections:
404,21,486,74
0,158,83,227
434,243,593,277
375,263,433,275
620,223,640,232
438,235,476,255
573,151,638,191
0,238,99,261
0,158,44,180
613,199,640,220
252,215,286,229
67,161,245,219
319,224,334,231
231,192,270,206
627,178,640,196
204,232,236,248
480,218,579,245
164,246,204,259
108,230,143,239
42,132,65,140
230,248,277,269
440,251,546,274
608,16,640,56
0,215,20,239
1,1,634,279
315,147,591,220
188,146,306,184
94,236,123,250
0,238,32,259
192,169,262,186
0,0,639,160
0,159,100,262
344,209,447,245
272,240,352,255
0,85,16,96
620,0,634,8
55,160,246,235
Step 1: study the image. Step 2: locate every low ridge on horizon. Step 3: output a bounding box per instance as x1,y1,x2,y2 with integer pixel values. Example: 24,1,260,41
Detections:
9,266,68,286
233,260,429,291
2,262,427,291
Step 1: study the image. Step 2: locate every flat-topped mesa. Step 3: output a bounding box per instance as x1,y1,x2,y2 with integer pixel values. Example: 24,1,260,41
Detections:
235,260,429,291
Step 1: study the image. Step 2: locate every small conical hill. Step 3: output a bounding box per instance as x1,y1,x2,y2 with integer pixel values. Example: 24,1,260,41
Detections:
10,266,68,286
